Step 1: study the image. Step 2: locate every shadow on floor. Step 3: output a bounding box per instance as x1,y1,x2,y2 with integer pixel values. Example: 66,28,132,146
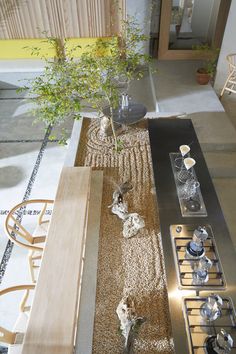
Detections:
183,111,236,151
221,94,236,130
0,80,19,90
0,166,25,188
0,346,8,353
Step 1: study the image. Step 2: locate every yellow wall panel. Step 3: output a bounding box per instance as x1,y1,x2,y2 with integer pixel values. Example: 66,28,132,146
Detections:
0,37,115,59
0,39,56,59
65,37,114,57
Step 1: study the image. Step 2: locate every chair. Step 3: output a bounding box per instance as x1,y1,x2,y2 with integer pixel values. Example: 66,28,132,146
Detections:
5,199,54,283
220,53,236,99
0,284,35,354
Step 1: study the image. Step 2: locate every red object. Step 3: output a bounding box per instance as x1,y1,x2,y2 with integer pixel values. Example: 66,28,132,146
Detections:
196,68,211,85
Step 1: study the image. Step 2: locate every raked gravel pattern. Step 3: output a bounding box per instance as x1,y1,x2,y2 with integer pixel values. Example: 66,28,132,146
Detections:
76,118,174,354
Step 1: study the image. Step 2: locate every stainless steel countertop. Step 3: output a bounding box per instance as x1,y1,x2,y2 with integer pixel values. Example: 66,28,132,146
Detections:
148,118,236,354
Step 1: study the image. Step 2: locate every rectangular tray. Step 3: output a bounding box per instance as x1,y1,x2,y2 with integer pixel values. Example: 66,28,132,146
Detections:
170,153,207,217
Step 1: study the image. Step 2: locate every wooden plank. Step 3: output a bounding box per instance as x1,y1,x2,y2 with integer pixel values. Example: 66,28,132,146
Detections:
22,167,91,354
75,171,103,354
158,0,228,60
158,0,172,59
213,0,232,48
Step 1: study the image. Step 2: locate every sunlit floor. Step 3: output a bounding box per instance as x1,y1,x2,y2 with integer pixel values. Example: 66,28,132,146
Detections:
0,81,73,350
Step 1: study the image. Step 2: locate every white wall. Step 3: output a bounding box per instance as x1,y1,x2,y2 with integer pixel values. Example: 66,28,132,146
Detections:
191,0,214,39
127,0,152,54
214,0,236,93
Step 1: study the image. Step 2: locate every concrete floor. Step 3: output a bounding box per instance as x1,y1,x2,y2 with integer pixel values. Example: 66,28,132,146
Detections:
0,78,74,340
152,60,236,251
1,60,236,350
212,94,236,250
221,94,236,130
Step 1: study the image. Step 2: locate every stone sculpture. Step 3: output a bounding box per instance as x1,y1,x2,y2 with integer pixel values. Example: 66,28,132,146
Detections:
116,296,146,354
112,181,133,203
110,181,131,220
110,181,145,238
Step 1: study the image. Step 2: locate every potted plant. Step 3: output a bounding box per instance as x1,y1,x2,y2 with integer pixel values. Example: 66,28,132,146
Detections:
19,16,151,151
194,44,220,85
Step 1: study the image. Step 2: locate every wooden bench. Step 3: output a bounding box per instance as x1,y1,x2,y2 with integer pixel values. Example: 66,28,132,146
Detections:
21,166,103,354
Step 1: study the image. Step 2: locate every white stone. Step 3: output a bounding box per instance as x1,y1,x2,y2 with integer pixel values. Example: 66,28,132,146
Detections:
111,202,128,220
116,297,146,352
116,297,136,351
123,213,145,238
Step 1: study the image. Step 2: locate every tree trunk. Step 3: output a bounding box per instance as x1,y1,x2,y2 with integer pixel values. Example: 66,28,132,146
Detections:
109,106,118,151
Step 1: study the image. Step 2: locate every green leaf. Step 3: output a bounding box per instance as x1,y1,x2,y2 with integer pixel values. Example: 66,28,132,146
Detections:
17,20,152,146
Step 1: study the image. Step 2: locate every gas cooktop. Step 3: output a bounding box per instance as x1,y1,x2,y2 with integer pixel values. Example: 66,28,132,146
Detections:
170,224,226,290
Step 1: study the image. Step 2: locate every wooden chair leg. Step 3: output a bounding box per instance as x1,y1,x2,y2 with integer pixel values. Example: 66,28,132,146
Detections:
28,253,36,283
29,253,42,282
31,254,42,261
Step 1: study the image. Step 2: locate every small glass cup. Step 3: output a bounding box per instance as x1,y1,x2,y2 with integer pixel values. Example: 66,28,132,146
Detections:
179,179,200,199
174,156,184,170
188,180,200,197
174,145,191,170
177,168,193,184
177,158,196,183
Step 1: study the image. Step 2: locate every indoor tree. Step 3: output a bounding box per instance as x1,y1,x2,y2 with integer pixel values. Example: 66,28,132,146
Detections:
20,16,151,150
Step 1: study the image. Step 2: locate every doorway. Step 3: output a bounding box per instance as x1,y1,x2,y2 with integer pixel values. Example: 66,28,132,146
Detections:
158,0,231,59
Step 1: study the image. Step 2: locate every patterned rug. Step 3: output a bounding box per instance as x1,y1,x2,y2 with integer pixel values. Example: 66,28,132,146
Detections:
76,118,174,354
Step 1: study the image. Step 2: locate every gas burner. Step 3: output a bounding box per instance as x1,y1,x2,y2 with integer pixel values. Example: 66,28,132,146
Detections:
186,226,209,259
186,241,205,258
205,329,233,354
183,297,236,354
170,225,226,290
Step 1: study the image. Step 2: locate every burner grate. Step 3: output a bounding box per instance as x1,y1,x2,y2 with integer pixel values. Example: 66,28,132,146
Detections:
170,225,226,290
170,153,207,217
183,297,236,354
